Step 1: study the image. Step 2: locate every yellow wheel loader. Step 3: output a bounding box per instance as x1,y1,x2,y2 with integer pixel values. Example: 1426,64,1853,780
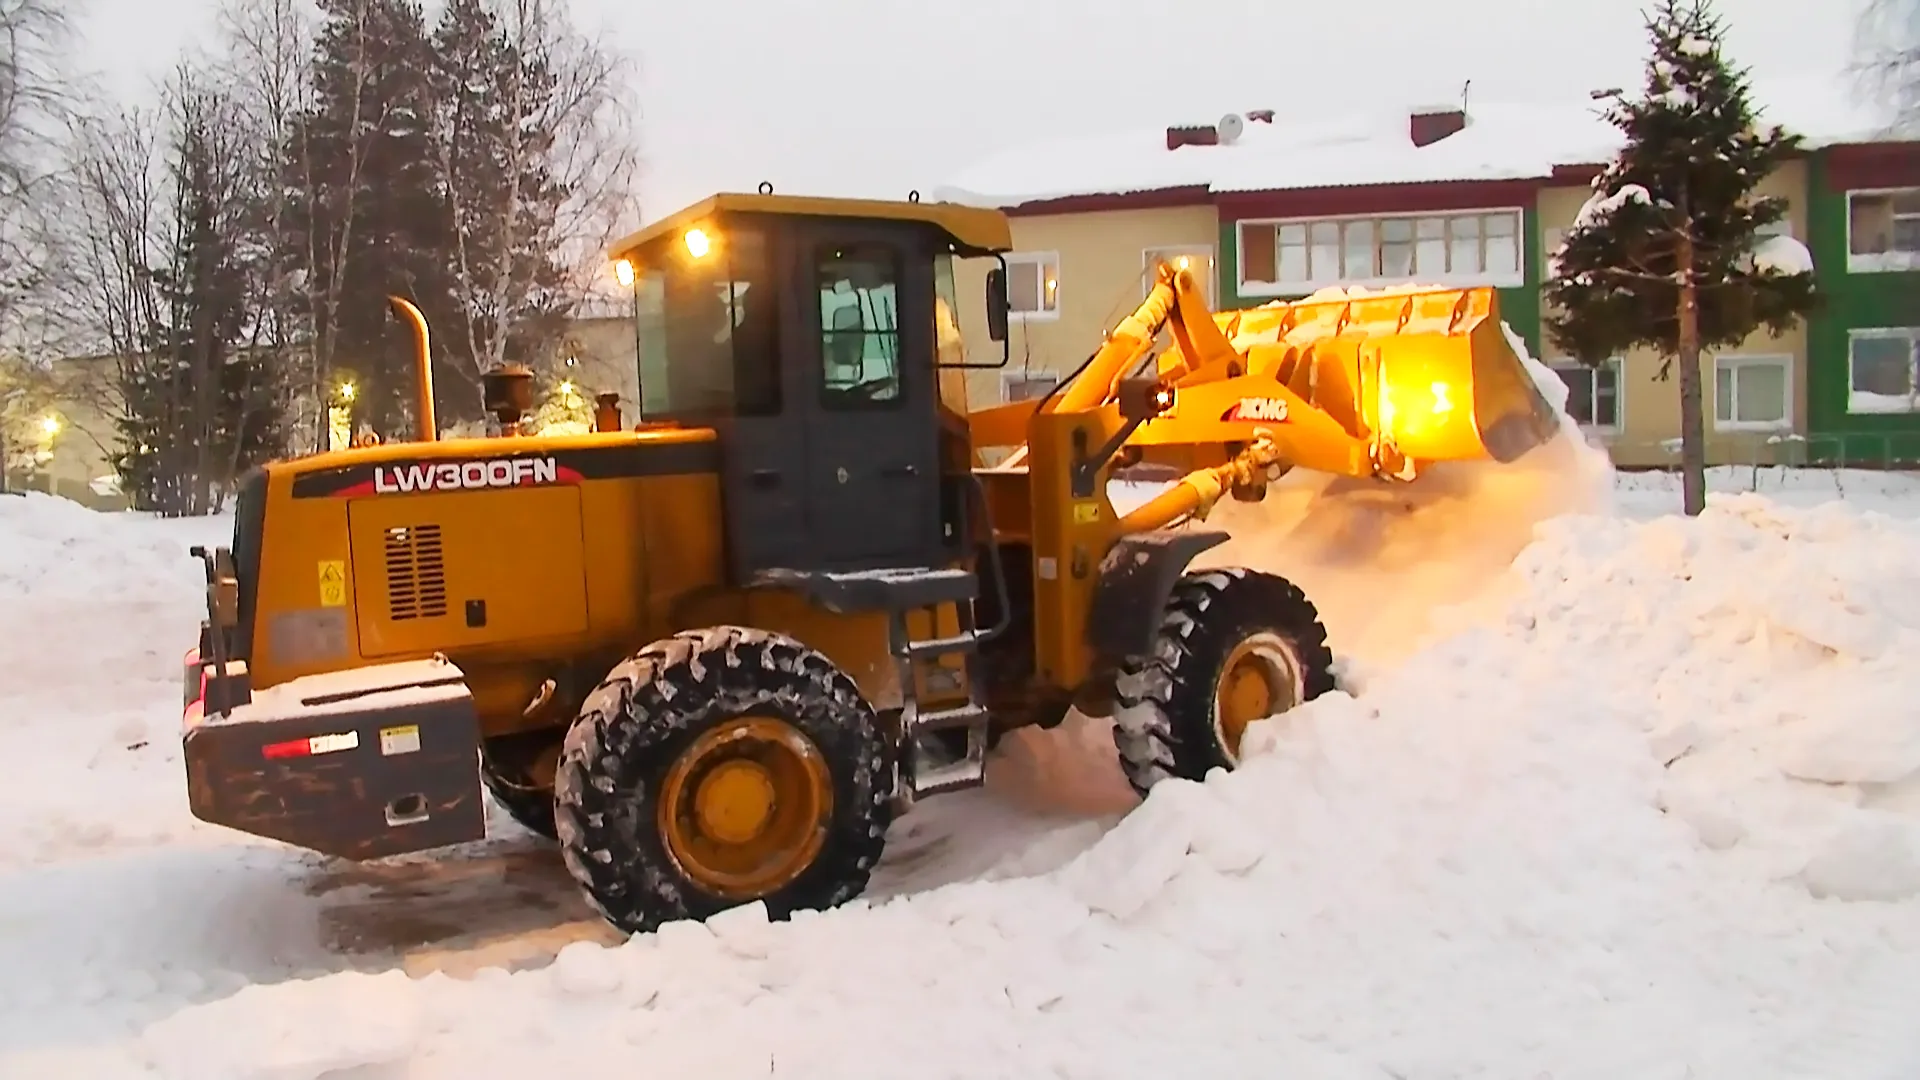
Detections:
178,191,1559,934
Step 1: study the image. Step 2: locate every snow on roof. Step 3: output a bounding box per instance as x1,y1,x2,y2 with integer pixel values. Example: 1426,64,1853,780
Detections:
933,72,1898,209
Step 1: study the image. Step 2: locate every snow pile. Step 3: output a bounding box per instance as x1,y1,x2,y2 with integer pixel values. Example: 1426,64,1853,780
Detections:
16,492,1920,1078
1543,495,1920,899
0,496,231,867
8,392,1920,1077
0,493,217,602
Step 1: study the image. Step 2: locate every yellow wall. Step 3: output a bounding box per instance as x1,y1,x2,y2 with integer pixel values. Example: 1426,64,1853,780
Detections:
1536,159,1811,467
952,204,1220,406
26,356,126,508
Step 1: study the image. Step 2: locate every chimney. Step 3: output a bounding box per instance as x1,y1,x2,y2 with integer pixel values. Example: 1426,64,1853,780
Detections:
1166,124,1220,151
1409,107,1467,148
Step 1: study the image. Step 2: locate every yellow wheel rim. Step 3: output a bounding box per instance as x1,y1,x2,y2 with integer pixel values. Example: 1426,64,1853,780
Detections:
1212,633,1302,764
656,715,834,900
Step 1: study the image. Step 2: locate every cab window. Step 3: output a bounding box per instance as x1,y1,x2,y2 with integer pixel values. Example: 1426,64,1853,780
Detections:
817,242,903,409
633,226,781,419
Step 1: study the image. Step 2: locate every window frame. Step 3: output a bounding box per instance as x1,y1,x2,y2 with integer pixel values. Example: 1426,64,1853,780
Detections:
1141,244,1215,305
1546,357,1623,433
1004,251,1061,322
1235,208,1525,297
1001,370,1060,402
1846,326,1920,414
1711,353,1794,432
1845,187,1920,271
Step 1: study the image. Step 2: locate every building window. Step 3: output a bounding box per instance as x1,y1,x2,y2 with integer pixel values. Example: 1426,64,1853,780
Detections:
1142,245,1214,304
1847,328,1920,413
1548,358,1621,430
1006,252,1059,319
1238,209,1523,293
1002,371,1059,402
1847,188,1920,271
1713,354,1791,430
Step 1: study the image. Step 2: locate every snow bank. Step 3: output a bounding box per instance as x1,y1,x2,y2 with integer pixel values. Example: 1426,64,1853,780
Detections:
0,496,231,867
21,491,1920,1078
9,398,1920,1077
0,493,221,603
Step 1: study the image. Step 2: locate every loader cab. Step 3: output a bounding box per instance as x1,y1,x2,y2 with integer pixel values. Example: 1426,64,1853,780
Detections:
613,194,1013,582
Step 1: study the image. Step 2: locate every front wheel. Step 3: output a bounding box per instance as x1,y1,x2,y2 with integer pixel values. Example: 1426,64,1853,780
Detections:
553,626,894,934
1110,567,1336,797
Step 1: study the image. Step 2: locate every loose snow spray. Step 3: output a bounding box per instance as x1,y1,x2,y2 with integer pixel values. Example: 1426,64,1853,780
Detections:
1194,321,1614,670
992,309,1614,814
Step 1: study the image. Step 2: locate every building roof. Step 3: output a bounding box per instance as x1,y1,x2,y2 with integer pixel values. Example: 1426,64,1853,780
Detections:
932,72,1897,209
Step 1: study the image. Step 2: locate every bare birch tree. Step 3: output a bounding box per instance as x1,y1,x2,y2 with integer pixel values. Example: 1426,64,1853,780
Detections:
1855,0,1920,134
0,0,74,350
212,0,320,450
66,66,282,515
431,0,639,396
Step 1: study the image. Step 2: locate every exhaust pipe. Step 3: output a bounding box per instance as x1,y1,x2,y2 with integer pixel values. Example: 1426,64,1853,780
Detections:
387,295,437,443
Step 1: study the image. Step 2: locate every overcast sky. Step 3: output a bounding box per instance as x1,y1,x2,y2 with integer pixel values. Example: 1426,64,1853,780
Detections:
73,0,1869,223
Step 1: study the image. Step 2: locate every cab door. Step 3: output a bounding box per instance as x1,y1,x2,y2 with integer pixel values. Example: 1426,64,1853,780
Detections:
789,225,941,571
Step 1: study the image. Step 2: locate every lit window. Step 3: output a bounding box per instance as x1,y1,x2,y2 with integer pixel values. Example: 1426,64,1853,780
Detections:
1006,253,1060,318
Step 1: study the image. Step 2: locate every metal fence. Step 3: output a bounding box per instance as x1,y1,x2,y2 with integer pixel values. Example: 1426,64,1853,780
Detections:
1602,431,1920,471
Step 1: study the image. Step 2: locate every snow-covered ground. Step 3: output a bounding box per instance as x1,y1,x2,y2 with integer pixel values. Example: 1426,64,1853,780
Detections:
5,442,1920,1078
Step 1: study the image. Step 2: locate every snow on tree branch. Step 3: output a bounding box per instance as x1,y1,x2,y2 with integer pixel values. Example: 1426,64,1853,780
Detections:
1543,0,1819,517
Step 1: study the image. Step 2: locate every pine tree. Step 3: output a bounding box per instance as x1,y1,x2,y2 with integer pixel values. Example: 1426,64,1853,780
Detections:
282,0,452,440
1544,0,1818,516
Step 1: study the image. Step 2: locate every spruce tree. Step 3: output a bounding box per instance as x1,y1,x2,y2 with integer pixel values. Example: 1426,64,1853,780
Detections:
1544,0,1817,515
284,0,452,440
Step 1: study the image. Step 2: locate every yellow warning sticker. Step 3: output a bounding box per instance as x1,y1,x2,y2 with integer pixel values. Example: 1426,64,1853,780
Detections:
380,725,421,756
1072,501,1100,524
317,560,347,607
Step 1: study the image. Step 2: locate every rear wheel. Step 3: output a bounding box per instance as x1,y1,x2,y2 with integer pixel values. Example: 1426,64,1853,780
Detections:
1111,567,1336,797
554,626,894,934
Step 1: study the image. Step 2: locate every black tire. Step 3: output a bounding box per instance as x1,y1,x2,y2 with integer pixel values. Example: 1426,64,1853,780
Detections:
479,734,559,840
553,626,894,934
1110,567,1335,798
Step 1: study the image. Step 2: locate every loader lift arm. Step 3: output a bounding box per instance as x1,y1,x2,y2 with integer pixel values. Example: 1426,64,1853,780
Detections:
969,261,1561,695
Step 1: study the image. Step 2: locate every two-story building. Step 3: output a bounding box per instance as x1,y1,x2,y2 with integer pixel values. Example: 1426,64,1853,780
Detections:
933,74,1917,468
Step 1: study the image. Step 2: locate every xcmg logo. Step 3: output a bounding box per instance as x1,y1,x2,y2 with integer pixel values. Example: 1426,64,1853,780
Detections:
1220,397,1290,422
371,457,573,494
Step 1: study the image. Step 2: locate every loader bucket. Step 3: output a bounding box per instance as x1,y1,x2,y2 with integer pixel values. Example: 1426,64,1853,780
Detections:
1231,287,1560,465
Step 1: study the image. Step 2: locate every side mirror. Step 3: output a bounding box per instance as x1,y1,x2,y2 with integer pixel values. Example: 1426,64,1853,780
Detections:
985,268,1009,343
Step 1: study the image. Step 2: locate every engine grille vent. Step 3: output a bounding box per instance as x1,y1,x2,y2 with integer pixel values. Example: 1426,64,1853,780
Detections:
383,524,448,621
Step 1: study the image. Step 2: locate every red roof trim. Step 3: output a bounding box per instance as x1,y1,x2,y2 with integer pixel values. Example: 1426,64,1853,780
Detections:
1824,141,1920,190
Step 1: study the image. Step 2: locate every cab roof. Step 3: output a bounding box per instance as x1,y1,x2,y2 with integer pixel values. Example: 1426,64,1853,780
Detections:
609,192,1013,262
